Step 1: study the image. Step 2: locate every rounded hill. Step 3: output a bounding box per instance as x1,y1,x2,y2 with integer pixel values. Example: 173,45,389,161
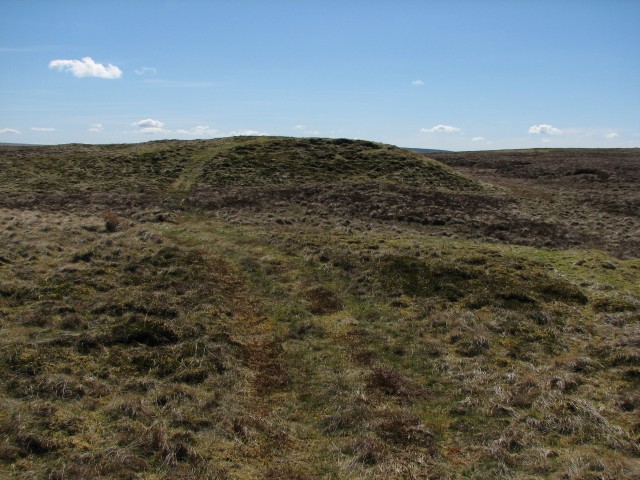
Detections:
0,137,483,194
191,136,483,191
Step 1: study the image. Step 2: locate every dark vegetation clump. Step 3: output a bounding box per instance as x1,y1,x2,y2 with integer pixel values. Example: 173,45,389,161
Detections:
103,210,121,232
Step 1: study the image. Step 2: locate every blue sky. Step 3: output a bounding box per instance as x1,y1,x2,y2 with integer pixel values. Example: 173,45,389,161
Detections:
1,0,639,150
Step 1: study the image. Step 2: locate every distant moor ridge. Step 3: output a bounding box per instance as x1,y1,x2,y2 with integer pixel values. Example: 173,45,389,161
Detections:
2,137,638,256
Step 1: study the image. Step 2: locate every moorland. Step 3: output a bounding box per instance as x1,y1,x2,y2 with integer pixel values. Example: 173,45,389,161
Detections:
0,137,638,479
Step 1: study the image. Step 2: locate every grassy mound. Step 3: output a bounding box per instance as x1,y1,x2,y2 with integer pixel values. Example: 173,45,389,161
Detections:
195,137,481,190
0,137,482,195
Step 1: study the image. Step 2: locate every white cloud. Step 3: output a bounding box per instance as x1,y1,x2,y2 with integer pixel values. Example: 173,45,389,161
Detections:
528,124,561,135
229,129,266,136
192,125,217,135
420,124,461,133
132,119,164,129
131,118,167,134
49,56,122,79
542,138,552,143
135,66,157,76
293,125,306,130
30,127,55,132
605,132,619,139
176,125,219,136
411,79,424,86
0,128,20,134
89,123,103,132
472,136,486,142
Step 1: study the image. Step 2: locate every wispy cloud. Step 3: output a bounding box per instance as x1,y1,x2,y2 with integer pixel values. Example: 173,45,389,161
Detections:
411,79,424,86
130,121,220,137
191,125,217,135
30,127,55,132
135,66,157,76
131,118,167,134
605,132,619,139
49,56,122,79
528,124,561,135
89,123,103,133
176,125,219,136
293,124,320,135
420,124,461,133
471,136,494,146
229,129,267,136
0,128,20,134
